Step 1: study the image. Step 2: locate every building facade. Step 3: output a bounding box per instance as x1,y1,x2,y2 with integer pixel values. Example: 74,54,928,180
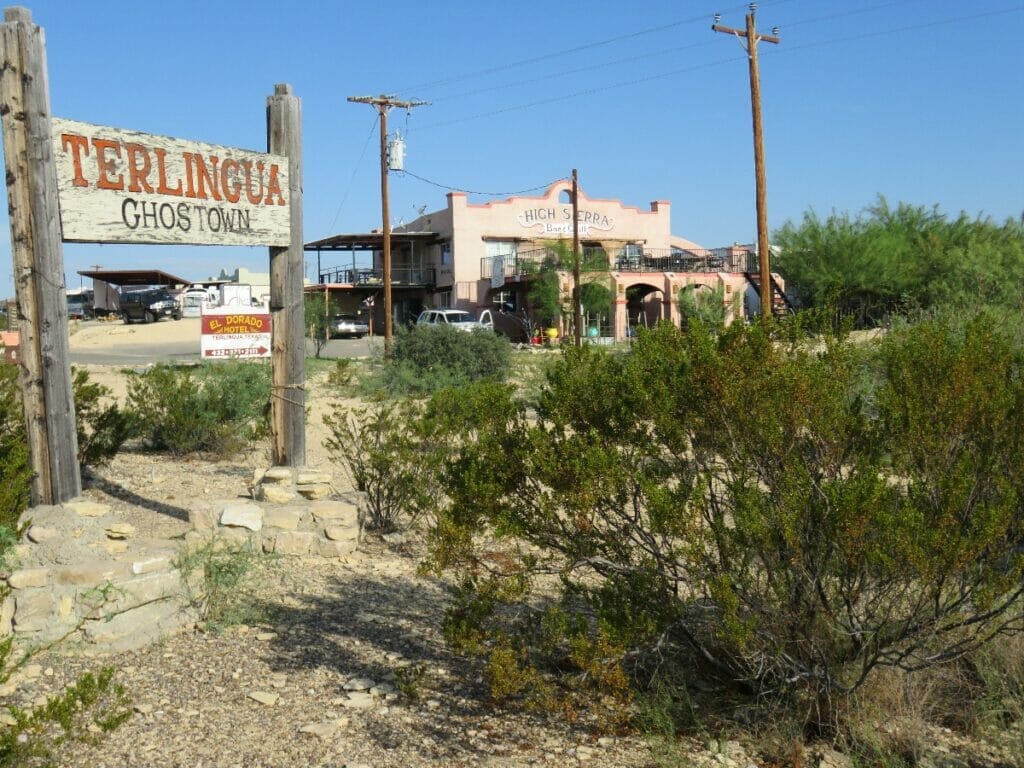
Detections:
308,181,780,341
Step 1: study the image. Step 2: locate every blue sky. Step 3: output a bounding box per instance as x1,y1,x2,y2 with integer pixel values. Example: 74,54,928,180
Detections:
1,0,1021,297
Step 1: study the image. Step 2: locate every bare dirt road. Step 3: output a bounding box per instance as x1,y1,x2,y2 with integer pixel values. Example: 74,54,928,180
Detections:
68,316,379,365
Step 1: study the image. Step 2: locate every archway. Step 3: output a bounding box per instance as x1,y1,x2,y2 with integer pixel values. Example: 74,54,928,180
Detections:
625,283,663,333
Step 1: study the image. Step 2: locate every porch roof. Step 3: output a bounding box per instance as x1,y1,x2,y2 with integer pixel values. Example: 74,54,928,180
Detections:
305,232,441,251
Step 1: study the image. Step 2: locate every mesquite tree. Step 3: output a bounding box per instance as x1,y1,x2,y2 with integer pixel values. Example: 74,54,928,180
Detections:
422,315,1024,733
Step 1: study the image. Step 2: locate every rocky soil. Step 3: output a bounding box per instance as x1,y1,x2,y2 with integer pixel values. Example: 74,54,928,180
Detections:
2,332,1019,767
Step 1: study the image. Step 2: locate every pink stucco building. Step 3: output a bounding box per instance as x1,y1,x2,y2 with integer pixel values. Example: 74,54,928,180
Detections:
307,180,784,341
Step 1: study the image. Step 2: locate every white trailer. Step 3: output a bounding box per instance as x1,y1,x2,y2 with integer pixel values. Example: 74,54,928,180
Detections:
218,283,252,307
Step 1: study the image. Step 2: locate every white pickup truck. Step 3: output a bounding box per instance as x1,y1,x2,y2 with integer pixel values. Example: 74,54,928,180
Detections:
415,308,494,332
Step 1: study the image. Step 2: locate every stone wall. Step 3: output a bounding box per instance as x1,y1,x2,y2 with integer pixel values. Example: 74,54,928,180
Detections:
1,481,363,656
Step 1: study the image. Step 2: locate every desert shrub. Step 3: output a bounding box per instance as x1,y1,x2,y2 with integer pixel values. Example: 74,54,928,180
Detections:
71,367,135,468
677,283,736,333
529,254,562,328
176,538,279,632
0,366,31,556
324,396,439,533
0,666,131,767
370,324,510,396
423,316,1024,736
126,361,270,456
580,280,612,324
0,366,134,565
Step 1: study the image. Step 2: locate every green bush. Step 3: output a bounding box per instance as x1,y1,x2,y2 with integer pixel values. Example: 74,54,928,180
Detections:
0,666,131,767
126,361,270,457
370,324,510,396
580,280,612,322
324,396,438,533
529,253,562,328
0,366,133,565
0,367,31,552
423,316,1024,736
71,367,135,469
176,538,278,632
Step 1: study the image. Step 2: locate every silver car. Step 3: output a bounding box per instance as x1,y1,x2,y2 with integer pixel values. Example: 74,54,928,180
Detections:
330,313,370,339
415,309,482,332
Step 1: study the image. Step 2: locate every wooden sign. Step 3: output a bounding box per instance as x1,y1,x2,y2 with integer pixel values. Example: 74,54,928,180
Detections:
51,118,291,246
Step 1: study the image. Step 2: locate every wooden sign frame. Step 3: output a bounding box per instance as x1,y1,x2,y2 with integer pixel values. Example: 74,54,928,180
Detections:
0,7,306,504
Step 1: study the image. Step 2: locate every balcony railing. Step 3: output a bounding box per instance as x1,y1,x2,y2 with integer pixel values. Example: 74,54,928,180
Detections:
481,246,755,280
319,266,436,286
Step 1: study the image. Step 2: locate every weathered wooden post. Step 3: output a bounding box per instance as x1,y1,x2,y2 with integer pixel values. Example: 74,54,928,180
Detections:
0,6,80,504
266,83,305,466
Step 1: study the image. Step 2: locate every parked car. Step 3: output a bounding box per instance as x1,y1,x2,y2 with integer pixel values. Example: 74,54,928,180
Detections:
66,293,95,320
330,313,369,339
120,288,182,323
415,308,485,332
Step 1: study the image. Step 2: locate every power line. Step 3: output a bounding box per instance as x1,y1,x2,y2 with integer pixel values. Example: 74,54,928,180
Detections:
396,169,567,197
328,114,379,232
391,1,794,95
429,39,717,105
776,0,926,30
414,5,1022,131
417,54,746,131
779,4,1024,55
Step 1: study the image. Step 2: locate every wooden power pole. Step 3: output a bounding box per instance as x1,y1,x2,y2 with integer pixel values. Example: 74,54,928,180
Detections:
571,169,582,348
0,7,81,504
713,4,779,321
347,95,427,358
267,83,306,467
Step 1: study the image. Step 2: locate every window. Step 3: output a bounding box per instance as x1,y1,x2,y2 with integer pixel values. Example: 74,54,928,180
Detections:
486,241,518,286
440,242,451,266
485,241,517,260
434,289,451,308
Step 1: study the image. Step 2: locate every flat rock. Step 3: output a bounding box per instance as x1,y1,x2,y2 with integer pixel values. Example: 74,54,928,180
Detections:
26,525,58,543
299,721,341,739
65,500,110,518
310,500,358,522
263,508,303,531
343,677,375,691
296,483,331,500
105,522,136,539
247,690,279,706
323,526,357,542
219,503,263,531
8,568,49,589
341,691,375,709
261,467,295,483
13,591,54,632
131,555,171,575
270,531,316,556
259,484,297,504
296,470,331,485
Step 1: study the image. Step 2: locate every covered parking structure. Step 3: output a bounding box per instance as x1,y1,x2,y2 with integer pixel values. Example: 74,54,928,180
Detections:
305,232,440,328
75,268,191,317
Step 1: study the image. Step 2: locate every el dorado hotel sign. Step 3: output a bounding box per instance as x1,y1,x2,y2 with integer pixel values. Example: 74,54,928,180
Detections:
51,118,290,246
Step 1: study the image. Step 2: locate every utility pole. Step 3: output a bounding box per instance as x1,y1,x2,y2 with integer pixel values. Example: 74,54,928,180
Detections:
347,95,428,357
713,4,779,322
571,169,582,348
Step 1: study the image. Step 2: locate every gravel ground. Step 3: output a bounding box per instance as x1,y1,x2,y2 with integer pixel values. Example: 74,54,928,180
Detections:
6,355,1017,768
7,441,666,768
25,546,658,768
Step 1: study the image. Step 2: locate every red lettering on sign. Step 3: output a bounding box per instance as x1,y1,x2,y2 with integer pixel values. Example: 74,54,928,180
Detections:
201,314,270,335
